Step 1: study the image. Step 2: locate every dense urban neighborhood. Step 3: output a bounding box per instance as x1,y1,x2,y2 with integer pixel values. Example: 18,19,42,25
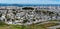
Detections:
0,6,60,29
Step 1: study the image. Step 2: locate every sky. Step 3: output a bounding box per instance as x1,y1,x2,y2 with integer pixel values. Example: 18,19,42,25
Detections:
0,0,60,4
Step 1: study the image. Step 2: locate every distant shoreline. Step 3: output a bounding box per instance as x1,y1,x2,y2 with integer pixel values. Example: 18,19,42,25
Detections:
0,4,60,6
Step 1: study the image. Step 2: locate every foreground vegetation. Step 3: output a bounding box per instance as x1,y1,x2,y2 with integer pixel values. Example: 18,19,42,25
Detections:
0,20,60,29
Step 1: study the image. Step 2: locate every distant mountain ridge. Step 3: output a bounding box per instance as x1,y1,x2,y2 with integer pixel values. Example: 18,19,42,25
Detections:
0,3,60,6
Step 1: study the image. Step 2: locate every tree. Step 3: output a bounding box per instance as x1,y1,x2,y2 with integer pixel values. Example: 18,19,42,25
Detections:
0,13,2,17
23,19,28,23
0,19,7,26
12,9,16,11
13,12,16,15
49,12,54,20
41,10,47,15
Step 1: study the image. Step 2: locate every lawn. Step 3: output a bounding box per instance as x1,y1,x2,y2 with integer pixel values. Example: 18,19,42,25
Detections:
0,25,27,29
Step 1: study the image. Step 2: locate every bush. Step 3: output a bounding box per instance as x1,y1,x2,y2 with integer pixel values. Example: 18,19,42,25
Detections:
23,20,28,23
0,20,8,26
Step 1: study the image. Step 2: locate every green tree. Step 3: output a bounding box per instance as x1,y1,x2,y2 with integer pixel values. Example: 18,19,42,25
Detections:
0,13,2,17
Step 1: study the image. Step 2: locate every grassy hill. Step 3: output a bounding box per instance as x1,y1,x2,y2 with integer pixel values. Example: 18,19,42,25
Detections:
0,20,60,29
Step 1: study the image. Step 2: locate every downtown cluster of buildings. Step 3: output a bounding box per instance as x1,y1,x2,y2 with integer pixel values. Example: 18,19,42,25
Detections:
0,6,60,25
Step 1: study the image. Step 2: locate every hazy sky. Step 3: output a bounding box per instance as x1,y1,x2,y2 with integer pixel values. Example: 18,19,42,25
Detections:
0,0,60,4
